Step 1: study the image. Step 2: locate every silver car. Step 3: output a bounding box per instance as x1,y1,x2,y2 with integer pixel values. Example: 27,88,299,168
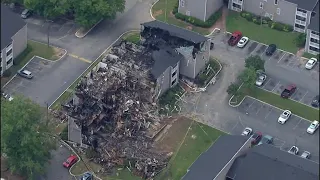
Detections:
18,69,33,79
301,151,311,159
21,9,32,19
255,73,267,86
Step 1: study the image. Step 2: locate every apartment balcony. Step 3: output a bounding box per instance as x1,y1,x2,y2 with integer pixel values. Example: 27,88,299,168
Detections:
296,11,307,17
295,19,306,26
231,6,241,12
309,42,319,48
294,27,305,33
6,54,13,62
310,33,319,40
232,0,243,5
6,43,12,52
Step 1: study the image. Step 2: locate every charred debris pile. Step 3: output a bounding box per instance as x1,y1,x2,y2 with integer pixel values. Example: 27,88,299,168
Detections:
62,41,171,179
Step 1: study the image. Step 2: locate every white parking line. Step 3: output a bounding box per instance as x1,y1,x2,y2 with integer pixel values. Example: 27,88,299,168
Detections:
58,23,66,31
293,118,303,130
300,91,308,102
230,121,239,133
264,109,273,119
277,53,286,63
256,105,262,114
261,78,271,88
271,81,280,92
289,88,299,100
249,44,260,56
246,101,255,111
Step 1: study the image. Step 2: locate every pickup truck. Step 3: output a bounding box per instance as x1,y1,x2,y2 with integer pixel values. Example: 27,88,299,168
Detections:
288,146,299,155
228,31,242,46
281,84,296,98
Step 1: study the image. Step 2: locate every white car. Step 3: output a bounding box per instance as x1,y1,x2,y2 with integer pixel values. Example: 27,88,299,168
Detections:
305,58,317,70
288,146,299,155
301,151,311,159
255,73,267,86
307,120,319,134
237,36,249,48
278,110,291,124
241,127,253,136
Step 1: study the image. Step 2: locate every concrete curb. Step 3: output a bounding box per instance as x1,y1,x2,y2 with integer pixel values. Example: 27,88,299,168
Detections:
228,83,244,107
203,57,223,89
48,29,140,109
29,40,68,62
2,42,68,88
75,19,103,38
150,0,160,20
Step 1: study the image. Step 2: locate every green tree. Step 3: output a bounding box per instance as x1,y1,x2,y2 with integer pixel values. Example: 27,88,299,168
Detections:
72,0,125,28
294,33,306,48
1,96,56,179
24,0,70,19
245,55,265,71
238,66,257,90
227,82,240,95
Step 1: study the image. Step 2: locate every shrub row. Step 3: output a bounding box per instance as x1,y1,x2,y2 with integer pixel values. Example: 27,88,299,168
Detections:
240,11,293,32
172,2,222,28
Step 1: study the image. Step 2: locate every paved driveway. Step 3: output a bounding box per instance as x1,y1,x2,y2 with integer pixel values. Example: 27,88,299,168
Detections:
3,56,89,106
230,97,319,162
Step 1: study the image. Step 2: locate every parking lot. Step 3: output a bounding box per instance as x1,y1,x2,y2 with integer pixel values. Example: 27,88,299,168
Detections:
2,56,89,106
231,97,319,162
259,76,319,108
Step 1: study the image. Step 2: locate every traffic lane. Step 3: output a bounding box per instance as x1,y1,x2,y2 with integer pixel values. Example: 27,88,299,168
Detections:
230,97,319,162
260,76,319,108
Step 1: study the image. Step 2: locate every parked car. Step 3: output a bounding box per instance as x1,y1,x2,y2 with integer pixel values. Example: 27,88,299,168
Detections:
301,151,311,159
258,135,273,145
80,172,93,180
305,58,317,70
251,132,262,145
278,110,291,124
288,146,299,155
2,92,14,101
237,36,249,48
228,31,242,46
18,69,33,79
307,120,319,134
241,127,253,136
280,84,296,98
311,95,319,107
255,73,267,86
21,9,32,19
265,44,277,56
63,155,78,168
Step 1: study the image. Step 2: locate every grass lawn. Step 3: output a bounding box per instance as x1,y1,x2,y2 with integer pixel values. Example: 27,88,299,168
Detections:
159,84,185,114
1,40,62,87
50,90,73,110
156,119,224,179
122,32,140,44
230,86,319,121
151,0,210,35
226,11,300,54
302,52,318,59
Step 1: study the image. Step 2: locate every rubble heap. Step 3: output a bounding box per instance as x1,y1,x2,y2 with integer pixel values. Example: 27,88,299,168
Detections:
63,42,170,179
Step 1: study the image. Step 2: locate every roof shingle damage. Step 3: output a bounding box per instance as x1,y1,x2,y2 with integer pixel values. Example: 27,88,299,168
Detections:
1,4,26,49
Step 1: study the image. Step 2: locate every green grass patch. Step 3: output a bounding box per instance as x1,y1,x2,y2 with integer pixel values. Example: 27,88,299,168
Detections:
231,86,319,121
159,85,185,115
157,120,224,179
122,32,140,44
1,40,60,87
151,0,209,35
50,90,73,110
302,52,318,59
226,11,300,53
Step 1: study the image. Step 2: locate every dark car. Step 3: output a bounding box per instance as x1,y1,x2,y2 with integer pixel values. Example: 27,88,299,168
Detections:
266,44,277,56
228,31,242,46
258,135,273,145
311,95,319,107
281,84,296,98
251,132,262,145
80,172,93,180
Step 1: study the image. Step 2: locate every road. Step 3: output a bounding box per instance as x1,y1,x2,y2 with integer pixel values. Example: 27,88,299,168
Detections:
179,30,319,163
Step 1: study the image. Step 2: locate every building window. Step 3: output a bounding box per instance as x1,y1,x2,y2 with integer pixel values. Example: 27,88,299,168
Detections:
172,70,177,77
311,31,320,36
180,0,185,7
260,2,264,9
274,0,278,5
232,3,241,9
7,58,12,65
6,49,12,56
277,8,280,15
309,46,319,52
295,15,306,21
171,79,177,86
310,38,320,44
294,24,305,29
297,8,307,13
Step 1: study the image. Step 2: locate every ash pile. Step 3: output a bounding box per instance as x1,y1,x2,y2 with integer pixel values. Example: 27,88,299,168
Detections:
63,41,170,179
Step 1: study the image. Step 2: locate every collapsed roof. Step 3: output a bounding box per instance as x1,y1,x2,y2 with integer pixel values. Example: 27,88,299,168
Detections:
141,20,208,44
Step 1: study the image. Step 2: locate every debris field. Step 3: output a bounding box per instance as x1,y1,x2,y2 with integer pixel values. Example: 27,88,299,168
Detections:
62,41,172,179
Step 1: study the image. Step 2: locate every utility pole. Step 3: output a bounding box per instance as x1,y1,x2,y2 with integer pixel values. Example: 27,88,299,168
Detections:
46,19,53,47
46,102,49,126
164,0,167,22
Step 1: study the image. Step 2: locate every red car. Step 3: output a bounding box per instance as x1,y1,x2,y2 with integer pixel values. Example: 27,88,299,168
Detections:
63,155,78,168
228,31,242,46
251,132,262,145
281,84,297,98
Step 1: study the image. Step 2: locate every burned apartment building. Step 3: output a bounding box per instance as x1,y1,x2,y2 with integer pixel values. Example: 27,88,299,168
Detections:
140,20,211,96
62,41,173,179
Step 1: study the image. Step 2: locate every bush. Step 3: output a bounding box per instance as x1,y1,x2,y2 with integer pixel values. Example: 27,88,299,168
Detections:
174,8,222,28
172,1,178,15
2,70,12,77
227,83,240,95
253,17,261,25
60,126,68,140
240,11,247,18
294,33,306,47
271,22,285,31
283,24,293,32
245,13,253,21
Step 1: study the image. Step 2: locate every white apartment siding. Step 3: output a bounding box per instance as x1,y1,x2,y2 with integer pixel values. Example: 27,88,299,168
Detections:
305,29,320,55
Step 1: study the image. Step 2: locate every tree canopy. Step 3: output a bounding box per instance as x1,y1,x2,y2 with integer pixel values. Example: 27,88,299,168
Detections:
1,96,56,179
21,0,125,27
238,66,257,90
245,55,265,71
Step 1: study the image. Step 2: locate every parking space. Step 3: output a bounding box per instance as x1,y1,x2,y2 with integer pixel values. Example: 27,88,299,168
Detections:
231,97,319,162
259,76,318,108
